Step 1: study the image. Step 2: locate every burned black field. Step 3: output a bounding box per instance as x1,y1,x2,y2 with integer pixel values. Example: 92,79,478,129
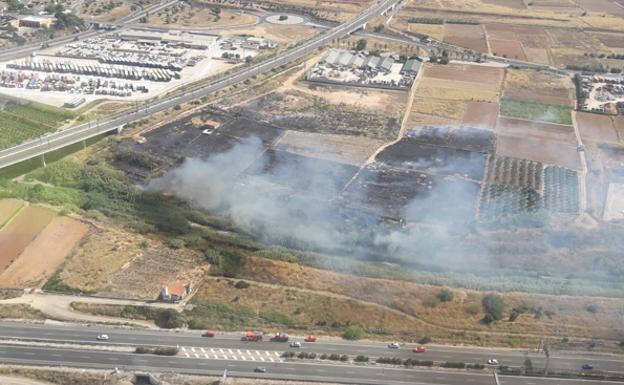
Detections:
114,108,499,226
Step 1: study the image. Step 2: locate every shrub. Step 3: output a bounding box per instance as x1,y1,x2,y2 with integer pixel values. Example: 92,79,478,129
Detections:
355,355,369,362
482,294,505,322
234,280,250,289
154,309,184,329
328,354,341,361
437,288,454,302
342,325,365,340
585,304,599,314
441,362,466,369
464,302,481,315
320,353,328,360
340,354,349,362
168,238,185,249
418,336,431,344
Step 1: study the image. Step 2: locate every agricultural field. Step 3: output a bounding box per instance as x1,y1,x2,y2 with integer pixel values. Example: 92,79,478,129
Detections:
500,98,573,125
485,156,544,191
0,102,75,150
576,112,620,144
503,68,575,107
443,24,489,53
496,133,581,170
0,204,56,272
462,101,499,130
0,199,24,228
408,63,504,127
497,117,576,143
543,165,580,214
0,216,89,288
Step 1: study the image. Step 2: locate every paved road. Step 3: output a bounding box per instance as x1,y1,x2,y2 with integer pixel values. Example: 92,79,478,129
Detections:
0,322,621,374
0,0,400,170
0,344,621,385
0,0,179,62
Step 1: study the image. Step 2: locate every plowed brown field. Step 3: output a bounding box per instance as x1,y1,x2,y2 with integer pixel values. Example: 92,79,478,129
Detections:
0,205,56,272
0,216,90,288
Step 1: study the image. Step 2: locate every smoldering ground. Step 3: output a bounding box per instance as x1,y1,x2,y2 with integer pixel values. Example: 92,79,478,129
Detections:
148,134,490,271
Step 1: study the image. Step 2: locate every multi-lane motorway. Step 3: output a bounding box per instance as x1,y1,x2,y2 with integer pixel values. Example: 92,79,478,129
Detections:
0,0,401,170
0,321,622,383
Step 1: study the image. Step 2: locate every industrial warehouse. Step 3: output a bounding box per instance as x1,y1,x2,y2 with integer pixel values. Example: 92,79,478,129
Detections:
305,48,421,89
0,29,273,106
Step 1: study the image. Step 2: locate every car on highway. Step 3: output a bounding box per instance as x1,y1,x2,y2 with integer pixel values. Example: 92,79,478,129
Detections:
96,334,109,341
254,366,267,373
582,364,594,370
413,346,426,353
487,359,499,366
202,331,215,337
304,335,317,342
388,342,400,349
289,341,302,348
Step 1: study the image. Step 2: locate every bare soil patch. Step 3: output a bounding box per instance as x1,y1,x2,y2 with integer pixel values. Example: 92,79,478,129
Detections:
595,33,624,49
276,131,385,166
0,205,56,272
482,0,527,9
497,133,581,169
0,216,90,288
577,112,619,143
580,0,624,15
0,199,24,228
422,63,505,86
497,116,576,142
56,226,207,299
490,39,527,60
462,101,499,130
443,24,489,53
503,68,575,107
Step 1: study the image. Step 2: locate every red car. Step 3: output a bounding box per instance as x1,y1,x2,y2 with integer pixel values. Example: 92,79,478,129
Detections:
413,346,426,353
304,335,317,342
202,331,215,337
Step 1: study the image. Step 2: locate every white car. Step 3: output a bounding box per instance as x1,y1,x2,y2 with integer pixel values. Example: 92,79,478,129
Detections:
96,334,109,341
289,341,302,348
487,359,499,366
388,342,400,349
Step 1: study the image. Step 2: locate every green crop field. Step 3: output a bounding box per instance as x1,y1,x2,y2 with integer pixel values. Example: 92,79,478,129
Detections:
500,98,572,125
0,102,76,150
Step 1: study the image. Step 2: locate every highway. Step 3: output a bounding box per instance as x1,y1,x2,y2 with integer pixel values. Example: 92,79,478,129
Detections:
0,343,621,385
0,322,621,375
0,0,401,170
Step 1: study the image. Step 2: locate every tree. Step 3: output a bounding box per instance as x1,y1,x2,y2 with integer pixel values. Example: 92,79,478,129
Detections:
342,325,365,340
356,38,368,51
437,288,454,302
481,294,505,323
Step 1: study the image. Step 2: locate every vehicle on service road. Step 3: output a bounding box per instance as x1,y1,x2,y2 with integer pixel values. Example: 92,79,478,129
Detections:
96,334,109,341
487,359,499,366
270,332,289,342
254,366,267,373
413,346,426,353
290,341,302,348
388,342,400,349
202,331,215,337
582,364,594,370
242,330,263,341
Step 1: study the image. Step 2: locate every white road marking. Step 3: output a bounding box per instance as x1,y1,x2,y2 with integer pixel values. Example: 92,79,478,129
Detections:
201,348,206,353
260,357,265,362
191,347,196,353
228,349,233,354
269,357,274,362
204,354,209,359
274,351,280,356
194,353,199,358
250,356,256,361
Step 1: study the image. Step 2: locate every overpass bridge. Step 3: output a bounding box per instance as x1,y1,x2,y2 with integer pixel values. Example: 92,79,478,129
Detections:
0,0,402,171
